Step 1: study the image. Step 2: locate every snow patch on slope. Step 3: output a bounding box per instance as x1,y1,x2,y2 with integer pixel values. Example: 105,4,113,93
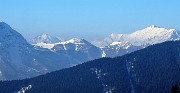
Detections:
110,41,132,49
33,42,55,49
102,50,106,57
17,85,32,93
90,68,114,93
0,70,2,77
33,38,88,51
57,38,86,45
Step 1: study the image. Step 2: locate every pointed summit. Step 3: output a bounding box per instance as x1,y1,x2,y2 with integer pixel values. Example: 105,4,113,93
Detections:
31,33,61,44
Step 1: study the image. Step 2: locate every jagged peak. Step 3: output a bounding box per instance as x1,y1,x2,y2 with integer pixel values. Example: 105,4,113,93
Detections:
31,33,61,44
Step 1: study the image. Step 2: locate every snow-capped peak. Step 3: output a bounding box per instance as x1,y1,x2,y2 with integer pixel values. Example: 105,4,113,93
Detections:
130,25,178,39
92,25,180,47
56,38,88,45
66,38,85,44
31,33,61,44
126,25,180,46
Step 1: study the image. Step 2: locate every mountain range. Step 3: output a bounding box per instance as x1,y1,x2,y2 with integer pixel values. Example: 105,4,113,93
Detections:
32,25,180,57
0,21,180,80
92,25,180,47
0,40,179,93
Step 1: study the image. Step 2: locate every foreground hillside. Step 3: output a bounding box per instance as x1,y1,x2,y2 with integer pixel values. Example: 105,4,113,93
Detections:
0,41,180,93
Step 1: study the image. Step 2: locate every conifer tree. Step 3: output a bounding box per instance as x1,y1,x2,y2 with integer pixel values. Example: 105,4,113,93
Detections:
171,83,180,93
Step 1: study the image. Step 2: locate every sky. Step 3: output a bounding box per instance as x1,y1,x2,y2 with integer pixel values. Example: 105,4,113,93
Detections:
0,0,180,41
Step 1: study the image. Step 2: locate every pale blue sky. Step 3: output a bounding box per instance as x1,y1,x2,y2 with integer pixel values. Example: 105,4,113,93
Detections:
0,0,180,41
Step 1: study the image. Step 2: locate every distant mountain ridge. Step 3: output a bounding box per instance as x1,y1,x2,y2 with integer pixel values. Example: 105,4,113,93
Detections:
92,25,180,47
33,25,180,57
